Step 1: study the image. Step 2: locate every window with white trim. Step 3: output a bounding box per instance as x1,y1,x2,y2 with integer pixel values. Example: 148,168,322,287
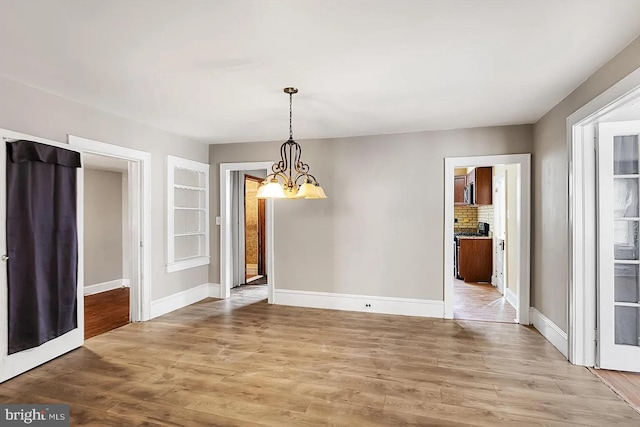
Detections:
166,155,210,273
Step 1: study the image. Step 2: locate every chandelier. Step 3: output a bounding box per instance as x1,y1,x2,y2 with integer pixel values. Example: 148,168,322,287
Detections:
256,87,327,199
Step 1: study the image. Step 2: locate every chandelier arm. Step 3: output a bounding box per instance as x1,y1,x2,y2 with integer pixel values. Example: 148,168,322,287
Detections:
293,173,309,186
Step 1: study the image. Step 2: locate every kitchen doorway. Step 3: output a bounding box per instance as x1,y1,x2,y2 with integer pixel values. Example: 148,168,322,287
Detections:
444,154,531,324
452,165,515,323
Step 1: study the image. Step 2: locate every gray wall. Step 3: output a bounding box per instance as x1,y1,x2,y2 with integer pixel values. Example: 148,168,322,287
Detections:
210,125,533,300
84,169,122,285
532,36,640,332
0,76,209,300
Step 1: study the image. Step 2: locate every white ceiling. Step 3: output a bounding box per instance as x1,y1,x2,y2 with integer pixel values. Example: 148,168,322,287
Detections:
1,1,639,144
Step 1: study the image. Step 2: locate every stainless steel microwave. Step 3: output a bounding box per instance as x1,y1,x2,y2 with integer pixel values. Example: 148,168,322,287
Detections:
463,182,474,204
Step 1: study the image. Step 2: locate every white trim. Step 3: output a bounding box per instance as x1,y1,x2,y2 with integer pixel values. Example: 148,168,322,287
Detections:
567,66,640,367
68,135,152,322
84,279,130,296
444,154,531,324
505,287,517,310
220,162,275,303
150,283,219,319
166,256,210,273
530,307,568,358
208,283,221,297
274,289,444,318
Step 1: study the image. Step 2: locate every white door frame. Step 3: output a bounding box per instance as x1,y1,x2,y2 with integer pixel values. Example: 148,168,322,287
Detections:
444,154,531,324
0,128,85,382
220,162,275,303
567,67,640,366
68,135,152,322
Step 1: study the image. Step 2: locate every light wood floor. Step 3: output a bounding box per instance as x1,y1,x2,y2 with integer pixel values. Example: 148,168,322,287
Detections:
1,285,639,426
592,368,640,414
454,278,517,323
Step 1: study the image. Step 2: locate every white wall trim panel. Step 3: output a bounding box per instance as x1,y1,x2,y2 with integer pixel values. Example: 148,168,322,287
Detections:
84,279,130,296
505,287,518,311
274,289,444,318
530,307,568,358
150,283,219,319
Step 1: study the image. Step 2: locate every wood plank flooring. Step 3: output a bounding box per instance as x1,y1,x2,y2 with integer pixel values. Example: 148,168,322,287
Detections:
84,287,130,339
454,278,516,323
592,368,640,414
2,285,639,426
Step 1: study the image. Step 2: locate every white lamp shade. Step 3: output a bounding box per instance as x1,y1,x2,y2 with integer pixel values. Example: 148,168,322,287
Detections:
256,180,286,199
313,185,327,199
284,186,300,199
305,184,327,199
296,182,319,199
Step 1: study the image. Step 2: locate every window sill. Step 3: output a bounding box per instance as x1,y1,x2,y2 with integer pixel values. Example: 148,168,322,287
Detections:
166,256,210,273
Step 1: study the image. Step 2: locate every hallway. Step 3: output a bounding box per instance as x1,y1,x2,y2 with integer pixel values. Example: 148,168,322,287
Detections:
453,278,517,323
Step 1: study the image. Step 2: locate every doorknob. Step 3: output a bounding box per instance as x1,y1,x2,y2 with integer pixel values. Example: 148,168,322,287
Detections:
1,255,8,262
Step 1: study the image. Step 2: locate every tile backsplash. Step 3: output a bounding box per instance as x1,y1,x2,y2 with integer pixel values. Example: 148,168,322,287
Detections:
454,206,478,231
454,205,494,233
477,205,494,232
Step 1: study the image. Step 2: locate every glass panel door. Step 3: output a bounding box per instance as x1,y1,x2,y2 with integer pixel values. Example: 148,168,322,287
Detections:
598,122,640,372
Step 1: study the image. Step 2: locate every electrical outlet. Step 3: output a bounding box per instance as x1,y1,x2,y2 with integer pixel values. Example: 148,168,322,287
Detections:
365,303,371,308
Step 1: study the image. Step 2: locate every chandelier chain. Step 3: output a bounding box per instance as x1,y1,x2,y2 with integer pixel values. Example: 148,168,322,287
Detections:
289,92,293,140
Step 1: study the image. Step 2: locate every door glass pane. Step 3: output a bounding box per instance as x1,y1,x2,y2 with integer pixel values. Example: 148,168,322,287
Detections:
614,135,639,175
614,220,639,260
615,306,639,346
613,178,639,217
614,264,640,303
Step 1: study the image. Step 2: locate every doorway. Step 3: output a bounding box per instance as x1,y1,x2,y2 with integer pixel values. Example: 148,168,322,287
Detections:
569,82,640,410
444,154,531,325
82,154,132,339
451,164,519,323
220,162,275,302
68,135,152,322
244,175,267,284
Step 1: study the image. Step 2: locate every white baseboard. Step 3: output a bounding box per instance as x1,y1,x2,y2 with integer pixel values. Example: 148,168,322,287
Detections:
84,279,130,296
530,307,568,357
208,283,221,299
505,287,517,310
151,283,220,319
274,289,444,318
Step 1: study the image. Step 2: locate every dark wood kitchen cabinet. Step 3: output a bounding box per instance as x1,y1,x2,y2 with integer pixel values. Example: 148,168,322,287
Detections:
458,237,492,283
474,167,492,205
454,175,466,205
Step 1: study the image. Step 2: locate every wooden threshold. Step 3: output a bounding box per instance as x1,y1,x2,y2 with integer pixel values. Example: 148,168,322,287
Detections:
591,368,640,415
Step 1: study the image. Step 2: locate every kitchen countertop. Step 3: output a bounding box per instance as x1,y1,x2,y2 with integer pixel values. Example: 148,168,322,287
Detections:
457,236,492,240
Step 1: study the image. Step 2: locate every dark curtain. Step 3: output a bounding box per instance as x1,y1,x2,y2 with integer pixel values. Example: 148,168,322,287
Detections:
6,140,81,354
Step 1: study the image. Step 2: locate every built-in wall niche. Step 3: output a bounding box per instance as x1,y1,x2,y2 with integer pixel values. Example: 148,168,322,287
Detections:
167,155,210,273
